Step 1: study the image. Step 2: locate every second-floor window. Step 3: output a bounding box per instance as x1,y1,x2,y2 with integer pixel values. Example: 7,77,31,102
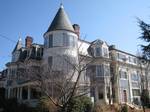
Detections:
120,70,127,79
103,47,108,57
131,73,139,81
118,53,126,61
96,65,103,77
9,68,17,79
129,56,137,64
132,89,140,96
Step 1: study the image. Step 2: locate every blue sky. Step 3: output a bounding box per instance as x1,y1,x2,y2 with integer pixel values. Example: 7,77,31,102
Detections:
0,0,150,70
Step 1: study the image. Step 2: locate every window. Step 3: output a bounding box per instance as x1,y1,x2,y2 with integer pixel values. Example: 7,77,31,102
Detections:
31,87,41,99
48,56,53,67
98,92,103,99
133,98,140,105
96,65,103,77
36,48,41,57
106,87,110,99
49,34,53,48
22,87,28,100
131,73,139,81
103,47,108,57
129,56,137,64
62,33,76,47
132,89,140,96
118,53,126,61
70,35,75,47
95,47,101,56
120,71,127,79
9,68,17,79
132,82,139,88
104,65,110,76
63,33,69,46
120,80,128,88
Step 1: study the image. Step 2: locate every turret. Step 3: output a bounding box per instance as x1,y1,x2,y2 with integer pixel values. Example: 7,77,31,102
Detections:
43,4,78,74
12,38,22,62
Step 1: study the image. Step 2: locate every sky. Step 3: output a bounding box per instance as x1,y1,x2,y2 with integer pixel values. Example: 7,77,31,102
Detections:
0,0,150,71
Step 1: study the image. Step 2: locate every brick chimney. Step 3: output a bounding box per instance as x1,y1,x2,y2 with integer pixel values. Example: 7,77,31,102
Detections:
25,36,33,48
73,24,80,38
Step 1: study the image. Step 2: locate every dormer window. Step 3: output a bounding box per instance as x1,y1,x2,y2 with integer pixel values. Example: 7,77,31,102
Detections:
103,47,108,57
129,56,137,64
95,47,101,57
118,53,126,61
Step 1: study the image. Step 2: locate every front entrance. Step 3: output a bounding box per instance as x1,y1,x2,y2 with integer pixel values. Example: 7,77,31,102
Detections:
123,90,127,102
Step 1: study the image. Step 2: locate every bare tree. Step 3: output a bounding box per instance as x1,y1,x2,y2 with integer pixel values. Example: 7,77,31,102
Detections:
20,41,96,112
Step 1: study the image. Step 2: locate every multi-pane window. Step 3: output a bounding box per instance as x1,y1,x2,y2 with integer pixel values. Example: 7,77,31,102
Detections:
118,53,126,61
70,36,75,47
95,47,101,57
103,47,108,57
129,56,137,64
63,33,69,46
132,82,140,88
132,89,140,96
131,73,139,81
104,65,110,76
96,65,103,77
120,80,128,88
63,33,76,47
9,68,17,79
120,71,127,79
36,48,42,57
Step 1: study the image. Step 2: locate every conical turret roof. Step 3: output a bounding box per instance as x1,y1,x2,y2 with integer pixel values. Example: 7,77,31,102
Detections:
12,38,22,53
46,4,74,33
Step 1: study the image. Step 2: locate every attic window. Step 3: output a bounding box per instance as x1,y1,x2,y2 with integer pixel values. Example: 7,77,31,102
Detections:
95,47,101,56
103,47,108,57
118,53,126,61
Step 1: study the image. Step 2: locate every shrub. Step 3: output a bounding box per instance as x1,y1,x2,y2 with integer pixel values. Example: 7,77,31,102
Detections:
120,105,128,112
141,89,150,107
38,96,58,112
0,98,36,112
67,96,93,112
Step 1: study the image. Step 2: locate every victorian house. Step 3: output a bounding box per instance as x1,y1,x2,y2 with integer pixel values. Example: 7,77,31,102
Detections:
1,4,150,107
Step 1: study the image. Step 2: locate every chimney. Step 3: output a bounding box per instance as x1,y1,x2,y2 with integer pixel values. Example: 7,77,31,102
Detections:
73,24,80,38
25,36,33,48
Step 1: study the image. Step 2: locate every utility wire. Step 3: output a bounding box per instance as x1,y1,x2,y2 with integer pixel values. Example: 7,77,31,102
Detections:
0,34,17,43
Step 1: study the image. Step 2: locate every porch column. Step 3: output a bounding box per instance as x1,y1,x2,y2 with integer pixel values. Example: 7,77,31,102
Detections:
8,88,10,98
95,86,99,102
20,87,22,100
17,88,20,99
28,86,31,100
